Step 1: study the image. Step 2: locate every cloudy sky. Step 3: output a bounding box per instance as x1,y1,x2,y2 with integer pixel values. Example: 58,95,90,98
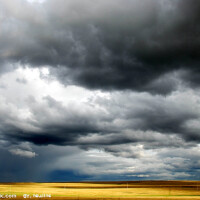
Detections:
0,0,200,182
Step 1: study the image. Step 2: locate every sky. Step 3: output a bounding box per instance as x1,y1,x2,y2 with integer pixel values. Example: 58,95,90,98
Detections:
0,0,200,182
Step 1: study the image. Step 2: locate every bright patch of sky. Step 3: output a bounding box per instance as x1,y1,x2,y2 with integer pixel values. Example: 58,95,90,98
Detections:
0,66,109,108
26,0,46,3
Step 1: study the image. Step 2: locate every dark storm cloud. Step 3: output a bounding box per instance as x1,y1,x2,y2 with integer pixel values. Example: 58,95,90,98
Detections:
0,0,200,94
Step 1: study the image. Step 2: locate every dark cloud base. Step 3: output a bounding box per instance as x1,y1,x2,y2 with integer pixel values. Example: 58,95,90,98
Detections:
0,0,200,94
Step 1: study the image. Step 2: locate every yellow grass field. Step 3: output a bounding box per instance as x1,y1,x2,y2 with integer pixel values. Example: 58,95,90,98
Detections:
0,181,200,200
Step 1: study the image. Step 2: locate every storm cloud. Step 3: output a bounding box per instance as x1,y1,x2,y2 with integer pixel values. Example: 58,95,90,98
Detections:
0,0,200,94
0,0,200,181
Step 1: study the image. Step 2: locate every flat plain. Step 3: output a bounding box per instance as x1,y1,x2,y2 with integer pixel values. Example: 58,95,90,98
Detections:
0,181,200,200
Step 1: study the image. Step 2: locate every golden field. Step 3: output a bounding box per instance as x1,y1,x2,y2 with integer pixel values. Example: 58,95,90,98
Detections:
0,181,200,200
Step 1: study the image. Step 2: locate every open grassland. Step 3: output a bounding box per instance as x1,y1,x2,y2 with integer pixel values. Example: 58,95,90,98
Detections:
0,181,200,200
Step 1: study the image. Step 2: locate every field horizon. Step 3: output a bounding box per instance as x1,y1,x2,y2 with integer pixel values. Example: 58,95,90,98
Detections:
0,180,200,200
1,180,200,183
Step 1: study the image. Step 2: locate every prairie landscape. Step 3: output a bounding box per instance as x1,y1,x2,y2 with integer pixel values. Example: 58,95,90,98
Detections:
1,1,200,200
0,181,200,200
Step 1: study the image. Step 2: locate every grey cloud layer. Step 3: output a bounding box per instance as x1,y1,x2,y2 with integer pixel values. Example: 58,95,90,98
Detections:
0,0,200,93
1,89,200,154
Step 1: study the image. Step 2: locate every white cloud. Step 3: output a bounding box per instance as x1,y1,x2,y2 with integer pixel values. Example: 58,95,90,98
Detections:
26,0,46,3
9,148,37,158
